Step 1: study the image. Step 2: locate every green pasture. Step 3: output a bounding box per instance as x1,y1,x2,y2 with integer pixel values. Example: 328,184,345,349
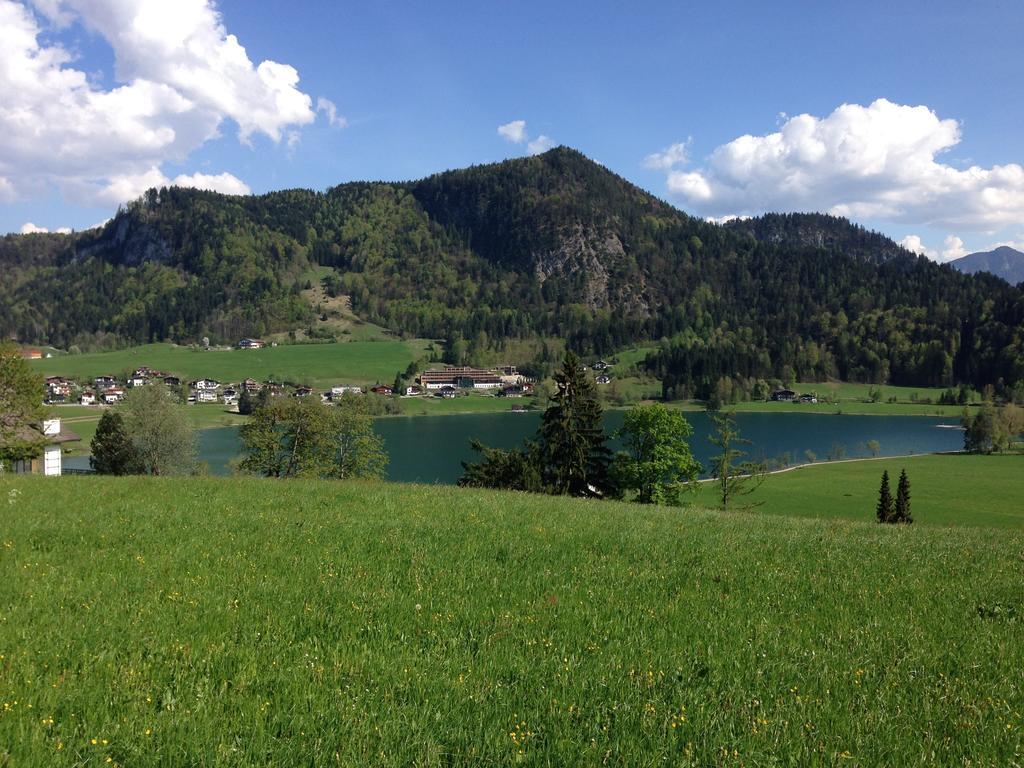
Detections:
31,341,429,388
0,476,1021,765
716,452,1024,529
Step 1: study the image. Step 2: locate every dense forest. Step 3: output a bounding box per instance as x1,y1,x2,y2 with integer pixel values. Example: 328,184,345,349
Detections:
1,147,1022,393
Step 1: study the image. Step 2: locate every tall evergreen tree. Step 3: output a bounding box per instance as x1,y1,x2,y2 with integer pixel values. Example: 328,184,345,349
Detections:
876,470,894,524
237,388,254,415
537,351,611,497
895,469,912,524
90,411,140,475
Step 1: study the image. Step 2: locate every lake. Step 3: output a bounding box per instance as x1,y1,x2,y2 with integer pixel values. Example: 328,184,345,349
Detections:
66,411,964,482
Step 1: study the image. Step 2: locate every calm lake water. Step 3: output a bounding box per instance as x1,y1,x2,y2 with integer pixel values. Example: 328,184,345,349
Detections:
66,411,964,482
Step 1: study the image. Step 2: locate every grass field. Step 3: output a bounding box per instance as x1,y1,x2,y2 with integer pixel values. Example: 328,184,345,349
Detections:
717,453,1024,528
1,476,1022,765
31,341,430,388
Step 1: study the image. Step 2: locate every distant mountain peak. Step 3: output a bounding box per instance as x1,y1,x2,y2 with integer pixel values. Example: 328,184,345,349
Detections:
950,245,1024,285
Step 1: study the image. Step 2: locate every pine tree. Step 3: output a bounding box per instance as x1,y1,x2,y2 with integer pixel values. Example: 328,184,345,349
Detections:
895,469,912,524
90,411,140,475
537,351,611,497
876,470,894,524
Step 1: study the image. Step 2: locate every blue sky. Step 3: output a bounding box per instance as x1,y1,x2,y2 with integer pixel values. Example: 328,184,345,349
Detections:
2,0,1023,259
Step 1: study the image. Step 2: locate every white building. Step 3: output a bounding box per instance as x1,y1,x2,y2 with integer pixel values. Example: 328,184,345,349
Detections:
2,418,80,476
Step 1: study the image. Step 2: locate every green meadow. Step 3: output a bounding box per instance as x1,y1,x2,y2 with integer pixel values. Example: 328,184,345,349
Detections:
1,474,1021,766
721,453,1024,528
30,341,430,388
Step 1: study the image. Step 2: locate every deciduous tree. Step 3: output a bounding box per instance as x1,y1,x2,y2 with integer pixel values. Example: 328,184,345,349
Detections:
707,409,765,511
611,403,701,505
0,343,46,471
120,386,197,476
240,398,386,480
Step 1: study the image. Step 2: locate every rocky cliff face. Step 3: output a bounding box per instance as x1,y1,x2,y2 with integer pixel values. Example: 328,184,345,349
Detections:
75,210,172,266
532,226,649,313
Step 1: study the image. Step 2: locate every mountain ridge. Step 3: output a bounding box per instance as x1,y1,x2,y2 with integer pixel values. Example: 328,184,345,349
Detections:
950,245,1024,285
1,147,1022,392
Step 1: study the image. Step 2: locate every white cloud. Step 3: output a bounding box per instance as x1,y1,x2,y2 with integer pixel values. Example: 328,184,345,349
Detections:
899,235,937,259
17,221,72,234
658,99,1024,232
899,233,973,263
497,120,556,155
941,235,967,262
643,140,690,170
527,135,555,155
0,0,313,207
95,167,251,204
316,97,347,129
706,214,750,225
498,119,528,144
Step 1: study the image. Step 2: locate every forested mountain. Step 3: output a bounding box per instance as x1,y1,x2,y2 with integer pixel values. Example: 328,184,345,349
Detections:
1,147,1022,394
724,212,913,264
950,245,1024,285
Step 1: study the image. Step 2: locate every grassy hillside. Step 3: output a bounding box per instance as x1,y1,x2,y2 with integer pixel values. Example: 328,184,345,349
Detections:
725,453,1024,528
31,341,429,388
1,477,1021,765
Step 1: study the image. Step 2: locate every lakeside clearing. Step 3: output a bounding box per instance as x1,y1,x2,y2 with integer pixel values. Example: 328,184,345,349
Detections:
0,475,1021,765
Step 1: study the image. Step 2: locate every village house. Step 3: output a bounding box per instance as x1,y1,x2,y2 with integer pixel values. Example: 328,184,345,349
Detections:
497,384,526,397
370,385,393,396
1,417,80,476
101,387,124,404
196,390,218,403
434,386,458,399
127,374,148,388
242,378,261,393
294,386,314,398
331,385,363,396
592,360,611,371
404,385,422,397
237,338,265,350
771,389,797,402
94,375,117,389
79,390,96,405
163,376,181,387
595,375,611,385
191,379,220,391
19,348,43,360
419,366,503,390
799,393,818,404
221,388,238,405
45,376,71,402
